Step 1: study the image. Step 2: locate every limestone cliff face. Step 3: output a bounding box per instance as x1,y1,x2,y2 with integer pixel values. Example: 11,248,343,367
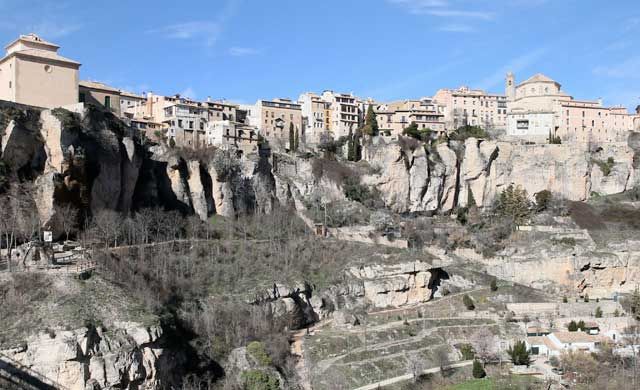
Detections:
2,99,639,232
249,260,454,329
363,136,640,213
1,322,175,390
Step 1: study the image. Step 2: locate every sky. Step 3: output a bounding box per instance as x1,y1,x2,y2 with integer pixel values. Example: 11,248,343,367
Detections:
1,0,639,110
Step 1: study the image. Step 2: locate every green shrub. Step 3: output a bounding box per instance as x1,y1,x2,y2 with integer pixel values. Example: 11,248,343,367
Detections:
507,341,532,366
247,341,272,366
240,369,280,390
494,184,531,226
592,157,615,176
449,125,489,141
463,294,475,310
595,306,603,318
472,359,486,378
459,344,475,360
534,190,552,211
403,122,432,141
51,107,82,131
490,278,498,292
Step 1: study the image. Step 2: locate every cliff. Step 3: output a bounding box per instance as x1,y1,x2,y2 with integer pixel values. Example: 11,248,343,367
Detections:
1,101,638,233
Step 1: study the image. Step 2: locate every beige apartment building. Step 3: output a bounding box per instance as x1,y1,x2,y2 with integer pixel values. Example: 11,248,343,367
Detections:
79,81,121,117
433,86,507,131
120,91,146,118
506,73,635,143
299,92,332,144
375,98,446,137
321,90,361,138
0,33,80,109
245,98,302,149
145,93,209,148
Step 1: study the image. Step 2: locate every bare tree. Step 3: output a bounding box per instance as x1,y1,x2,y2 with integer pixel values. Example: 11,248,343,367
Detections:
624,322,640,387
91,209,122,248
434,345,451,377
406,351,425,383
55,203,79,242
470,328,497,364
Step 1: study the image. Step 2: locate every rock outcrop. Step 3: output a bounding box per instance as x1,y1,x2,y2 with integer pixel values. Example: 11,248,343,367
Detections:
1,322,174,390
363,136,640,213
2,99,639,236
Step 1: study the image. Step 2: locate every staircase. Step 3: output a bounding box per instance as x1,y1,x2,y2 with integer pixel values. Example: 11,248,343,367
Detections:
0,353,68,390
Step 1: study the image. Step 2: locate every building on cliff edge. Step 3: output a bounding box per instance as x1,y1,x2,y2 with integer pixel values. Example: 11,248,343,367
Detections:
0,33,80,109
505,73,636,144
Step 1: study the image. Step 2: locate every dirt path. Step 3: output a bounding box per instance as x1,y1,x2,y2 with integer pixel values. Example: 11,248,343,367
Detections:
289,319,333,390
352,360,473,390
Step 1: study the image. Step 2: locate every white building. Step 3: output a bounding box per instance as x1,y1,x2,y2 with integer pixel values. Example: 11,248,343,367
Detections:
298,92,331,144
527,331,608,358
506,73,635,143
321,90,361,139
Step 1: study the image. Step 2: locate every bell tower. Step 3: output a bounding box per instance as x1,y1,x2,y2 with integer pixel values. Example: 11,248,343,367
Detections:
506,72,515,101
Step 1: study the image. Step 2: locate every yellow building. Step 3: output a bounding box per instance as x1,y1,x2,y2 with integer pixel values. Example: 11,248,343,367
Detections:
0,33,80,108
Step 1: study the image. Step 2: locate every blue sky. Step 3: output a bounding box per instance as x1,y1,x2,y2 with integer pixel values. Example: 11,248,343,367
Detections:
1,0,639,110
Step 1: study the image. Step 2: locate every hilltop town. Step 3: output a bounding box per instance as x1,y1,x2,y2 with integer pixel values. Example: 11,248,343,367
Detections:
1,33,640,390
1,33,638,153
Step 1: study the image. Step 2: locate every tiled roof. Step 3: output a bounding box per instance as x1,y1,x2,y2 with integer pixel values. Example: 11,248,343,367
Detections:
80,80,120,93
521,73,558,85
10,48,80,65
553,331,606,344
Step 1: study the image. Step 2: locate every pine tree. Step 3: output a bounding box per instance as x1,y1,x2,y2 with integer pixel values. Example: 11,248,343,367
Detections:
294,129,299,151
347,128,355,161
472,360,486,378
289,122,295,153
507,341,532,366
494,184,531,226
362,105,379,137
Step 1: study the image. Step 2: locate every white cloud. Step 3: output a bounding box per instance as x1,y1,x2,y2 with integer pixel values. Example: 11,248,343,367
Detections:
475,47,548,91
593,56,640,79
422,9,494,20
387,0,448,13
438,23,474,33
228,47,262,56
179,87,197,99
362,57,469,100
151,22,221,46
151,0,239,48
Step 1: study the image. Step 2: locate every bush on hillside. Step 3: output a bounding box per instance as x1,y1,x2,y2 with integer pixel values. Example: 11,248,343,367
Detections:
494,184,531,226
472,359,486,378
507,341,532,366
463,294,475,310
449,125,489,141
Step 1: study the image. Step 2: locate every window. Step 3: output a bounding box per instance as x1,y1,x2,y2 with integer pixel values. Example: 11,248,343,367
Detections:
178,119,183,128
79,93,86,103
189,121,194,129
9,81,11,89
104,96,111,109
